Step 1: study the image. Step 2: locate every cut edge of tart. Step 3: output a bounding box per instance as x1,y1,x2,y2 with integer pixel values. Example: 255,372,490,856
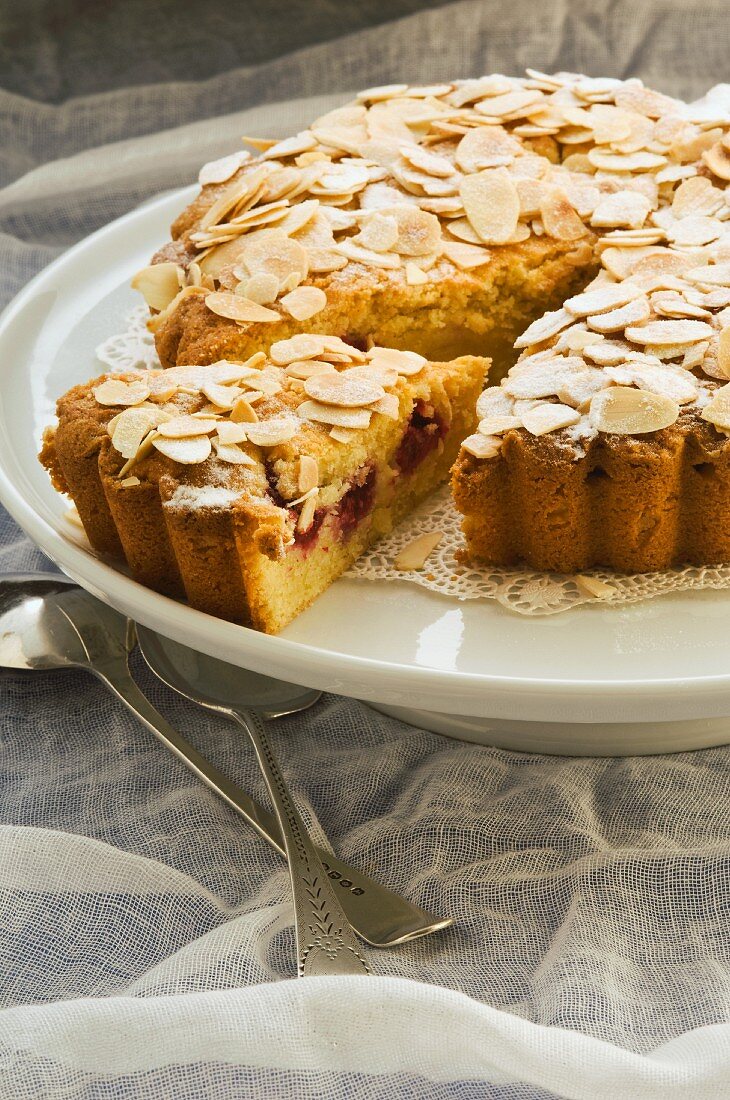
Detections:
40,339,487,633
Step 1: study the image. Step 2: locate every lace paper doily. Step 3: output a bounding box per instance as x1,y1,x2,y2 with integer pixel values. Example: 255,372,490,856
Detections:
96,308,730,616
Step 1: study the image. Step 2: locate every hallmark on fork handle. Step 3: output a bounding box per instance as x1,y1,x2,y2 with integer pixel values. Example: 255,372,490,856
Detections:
320,861,365,895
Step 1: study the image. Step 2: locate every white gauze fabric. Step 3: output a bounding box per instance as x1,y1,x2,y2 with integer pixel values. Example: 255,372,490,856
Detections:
3,3,730,1097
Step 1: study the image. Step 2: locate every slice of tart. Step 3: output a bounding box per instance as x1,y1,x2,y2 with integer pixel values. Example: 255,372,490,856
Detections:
41,338,487,632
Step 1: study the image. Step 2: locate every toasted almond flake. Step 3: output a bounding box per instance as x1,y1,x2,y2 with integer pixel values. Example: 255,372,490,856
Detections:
296,491,319,534
348,362,399,387
540,187,589,241
718,327,730,379
400,143,455,178
294,454,318,495
278,285,327,321
304,369,384,408
521,402,581,436
461,432,501,459
152,434,212,465
262,130,317,159
441,240,491,269
478,414,522,434
110,407,160,459
686,263,730,286
565,281,644,317
651,291,710,320
366,347,426,376
589,386,679,435
475,89,544,118
211,440,255,466
382,204,443,256
514,307,573,348
556,367,609,409
284,359,337,380
606,362,699,403
370,392,400,419
237,232,309,284
356,213,399,252
394,530,444,570
405,260,428,284
667,215,722,247
131,263,183,312
587,149,666,172
587,295,651,332
64,504,84,528
242,272,280,305
157,416,219,439
574,575,617,599
671,176,724,219
445,217,483,244
198,150,250,186
336,239,402,268
94,378,150,407
297,400,372,429
244,416,299,447
230,396,260,423
460,167,519,245
216,422,250,445
590,191,652,229
703,142,730,181
454,126,519,173
625,319,713,345
201,381,242,409
119,476,141,489
356,83,409,102
270,335,327,365
329,426,359,444
701,384,730,430
205,291,280,324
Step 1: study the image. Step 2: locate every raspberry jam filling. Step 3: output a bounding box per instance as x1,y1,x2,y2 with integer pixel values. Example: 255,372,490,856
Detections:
292,465,377,552
394,400,448,477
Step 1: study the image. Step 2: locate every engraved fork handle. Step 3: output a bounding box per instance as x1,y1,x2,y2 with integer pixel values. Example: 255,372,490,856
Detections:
231,707,370,977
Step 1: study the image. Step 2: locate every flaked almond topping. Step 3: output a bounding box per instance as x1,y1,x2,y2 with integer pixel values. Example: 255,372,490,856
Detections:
244,416,299,447
521,402,581,436
400,143,455,178
671,176,724,219
625,319,714,345
461,432,501,459
216,421,250,444
205,291,280,324
717,327,730,380
119,476,141,489
152,434,212,464
540,187,588,241
279,285,327,321
111,407,160,459
460,167,519,245
703,142,730,182
131,263,184,312
370,392,400,419
605,362,698,403
586,295,650,333
478,414,522,435
230,396,261,423
701,385,730,431
587,148,666,172
94,378,151,407
405,260,428,284
564,281,643,317
297,400,372,429
270,334,328,365
574,575,617,599
590,191,652,229
329,426,359,444
202,381,242,409
297,490,319,534
242,272,280,305
366,346,426,375
441,240,491,269
298,455,319,494
355,213,399,252
335,238,402,268
514,307,573,348
157,416,219,439
198,150,251,186
284,359,337,380
394,530,444,571
386,205,443,256
455,126,519,173
304,369,385,407
476,388,515,419
589,386,679,434
213,439,257,465
686,264,730,287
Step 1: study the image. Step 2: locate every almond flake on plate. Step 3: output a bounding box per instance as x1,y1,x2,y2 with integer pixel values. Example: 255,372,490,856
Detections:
94,378,151,407
152,434,212,464
574,575,617,599
460,167,519,245
589,386,679,434
280,285,327,320
130,263,184,312
394,530,444,571
205,291,280,324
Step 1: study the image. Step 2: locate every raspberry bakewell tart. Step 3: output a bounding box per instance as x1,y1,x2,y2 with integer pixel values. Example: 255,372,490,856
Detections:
41,340,486,633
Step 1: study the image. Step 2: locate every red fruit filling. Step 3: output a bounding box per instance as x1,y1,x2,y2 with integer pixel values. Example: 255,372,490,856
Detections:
292,464,377,552
394,401,447,477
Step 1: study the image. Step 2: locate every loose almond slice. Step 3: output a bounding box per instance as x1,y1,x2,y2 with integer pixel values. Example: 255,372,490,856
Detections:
461,432,501,459
296,490,319,534
119,476,142,489
625,319,713,345
394,530,444,571
216,421,250,444
304,370,384,407
297,400,372,429
513,307,574,348
565,282,643,317
244,417,299,447
574,575,617,599
297,455,319,494
701,384,730,431
589,386,679,434
460,167,519,245
521,403,581,436
213,439,257,465
586,295,650,333
131,263,183,311
366,347,427,375
153,434,212,464
111,407,160,459
94,378,151,407
280,285,327,321
205,291,280,324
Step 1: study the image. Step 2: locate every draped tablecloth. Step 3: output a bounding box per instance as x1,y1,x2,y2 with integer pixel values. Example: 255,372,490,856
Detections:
2,3,730,1096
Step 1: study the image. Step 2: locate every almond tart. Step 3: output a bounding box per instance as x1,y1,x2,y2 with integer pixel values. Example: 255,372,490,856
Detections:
41,339,486,632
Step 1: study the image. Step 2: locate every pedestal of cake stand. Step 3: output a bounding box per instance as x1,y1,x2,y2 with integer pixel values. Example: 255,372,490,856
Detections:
367,704,730,757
